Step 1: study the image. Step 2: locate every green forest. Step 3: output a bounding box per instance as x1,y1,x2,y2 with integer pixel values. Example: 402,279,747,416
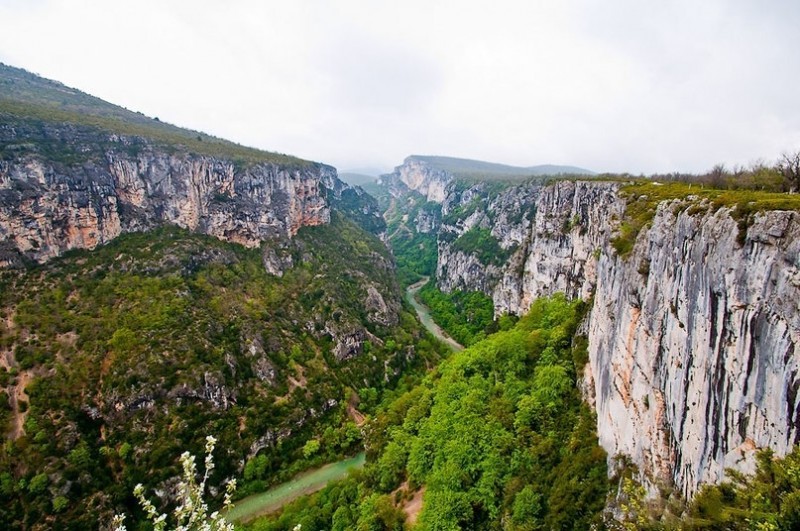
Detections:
247,295,609,530
382,193,440,286
0,215,448,529
417,281,496,347
241,293,800,531
5,56,800,531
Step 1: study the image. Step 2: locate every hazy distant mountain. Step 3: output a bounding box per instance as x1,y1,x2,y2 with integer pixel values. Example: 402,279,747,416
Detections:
376,154,597,204
342,166,387,177
339,172,378,187
0,62,305,166
410,155,595,179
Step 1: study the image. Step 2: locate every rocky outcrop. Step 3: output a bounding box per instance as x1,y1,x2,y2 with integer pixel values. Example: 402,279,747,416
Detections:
0,124,336,264
423,176,800,497
378,156,452,202
586,204,800,497
378,155,594,201
436,180,623,315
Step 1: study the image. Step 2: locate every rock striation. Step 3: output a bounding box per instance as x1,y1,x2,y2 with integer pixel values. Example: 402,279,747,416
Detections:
587,204,800,497
0,125,334,265
436,180,624,315
392,162,800,497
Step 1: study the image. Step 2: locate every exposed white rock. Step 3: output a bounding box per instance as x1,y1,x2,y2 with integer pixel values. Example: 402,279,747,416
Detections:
436,180,623,315
588,204,800,497
431,178,800,497
395,157,450,203
379,156,452,203
503,181,623,313
0,147,334,263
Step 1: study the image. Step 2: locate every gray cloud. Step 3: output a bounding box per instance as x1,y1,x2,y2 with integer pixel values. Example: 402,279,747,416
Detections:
1,0,798,174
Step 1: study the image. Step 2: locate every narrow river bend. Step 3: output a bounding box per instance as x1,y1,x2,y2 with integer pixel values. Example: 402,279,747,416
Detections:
227,276,461,523
405,276,465,352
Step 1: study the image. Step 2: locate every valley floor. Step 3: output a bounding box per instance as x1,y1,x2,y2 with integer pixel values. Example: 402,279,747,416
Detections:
226,453,365,524
405,277,464,351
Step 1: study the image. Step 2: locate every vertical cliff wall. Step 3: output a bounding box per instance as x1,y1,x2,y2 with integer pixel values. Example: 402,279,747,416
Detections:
415,173,800,497
495,181,623,314
586,203,800,497
0,132,334,265
434,180,623,315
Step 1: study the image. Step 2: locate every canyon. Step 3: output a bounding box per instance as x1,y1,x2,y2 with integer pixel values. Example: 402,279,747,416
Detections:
0,134,335,266
383,155,800,497
3,62,800,528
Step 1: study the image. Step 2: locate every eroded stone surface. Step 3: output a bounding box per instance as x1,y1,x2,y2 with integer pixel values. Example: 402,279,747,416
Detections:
426,176,800,496
0,135,334,264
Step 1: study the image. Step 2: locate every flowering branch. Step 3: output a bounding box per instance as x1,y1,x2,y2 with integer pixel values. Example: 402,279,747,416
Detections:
113,435,236,531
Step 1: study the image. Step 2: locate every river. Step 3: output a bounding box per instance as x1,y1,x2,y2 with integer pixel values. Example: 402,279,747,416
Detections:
226,453,365,523
227,277,460,523
405,276,465,351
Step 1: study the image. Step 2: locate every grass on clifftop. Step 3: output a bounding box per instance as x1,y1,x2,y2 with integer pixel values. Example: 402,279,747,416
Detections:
0,99,312,168
0,63,313,167
611,181,800,256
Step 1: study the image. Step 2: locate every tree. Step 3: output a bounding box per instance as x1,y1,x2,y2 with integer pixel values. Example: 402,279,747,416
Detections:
302,439,321,459
707,163,729,188
779,150,800,192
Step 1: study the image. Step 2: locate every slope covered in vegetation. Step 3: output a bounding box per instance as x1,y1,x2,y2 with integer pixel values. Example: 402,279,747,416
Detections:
247,295,609,530
0,63,307,168
417,280,496,347
0,214,447,529
381,192,440,287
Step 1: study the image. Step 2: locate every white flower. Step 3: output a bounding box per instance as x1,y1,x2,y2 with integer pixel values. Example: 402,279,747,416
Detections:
112,434,237,531
111,513,127,531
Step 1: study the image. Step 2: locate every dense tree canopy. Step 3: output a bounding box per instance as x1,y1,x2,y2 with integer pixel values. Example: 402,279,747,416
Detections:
249,295,610,531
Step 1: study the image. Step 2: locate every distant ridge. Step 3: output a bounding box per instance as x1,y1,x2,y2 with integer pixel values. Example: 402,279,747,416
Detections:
0,62,309,166
408,155,595,179
339,172,378,187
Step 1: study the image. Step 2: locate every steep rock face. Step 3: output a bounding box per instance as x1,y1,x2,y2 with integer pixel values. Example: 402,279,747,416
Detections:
586,205,800,497
429,178,800,496
508,181,623,312
0,128,333,264
436,180,623,315
323,174,387,236
378,156,452,202
436,181,537,298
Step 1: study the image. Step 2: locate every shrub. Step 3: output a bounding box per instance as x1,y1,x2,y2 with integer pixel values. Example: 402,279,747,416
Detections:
112,435,236,531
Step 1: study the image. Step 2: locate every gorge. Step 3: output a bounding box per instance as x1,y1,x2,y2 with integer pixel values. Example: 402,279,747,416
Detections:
380,156,800,499
2,63,800,529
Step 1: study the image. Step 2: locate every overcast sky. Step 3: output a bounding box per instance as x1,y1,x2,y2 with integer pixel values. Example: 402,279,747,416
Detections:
1,1,799,175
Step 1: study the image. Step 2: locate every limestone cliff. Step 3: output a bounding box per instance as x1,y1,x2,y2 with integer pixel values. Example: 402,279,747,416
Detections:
411,174,800,497
586,203,800,497
1,62,388,267
0,125,334,265
435,180,623,315
379,156,451,202
377,154,593,203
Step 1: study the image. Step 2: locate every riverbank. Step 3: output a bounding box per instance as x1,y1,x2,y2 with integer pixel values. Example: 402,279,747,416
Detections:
405,277,465,352
226,279,457,524
225,453,365,523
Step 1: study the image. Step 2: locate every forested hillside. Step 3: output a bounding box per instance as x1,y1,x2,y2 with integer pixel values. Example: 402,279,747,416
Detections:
247,295,609,530
0,214,447,528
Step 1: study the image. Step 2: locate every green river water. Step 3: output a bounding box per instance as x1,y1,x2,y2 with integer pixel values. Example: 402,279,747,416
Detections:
227,277,462,523
226,453,365,523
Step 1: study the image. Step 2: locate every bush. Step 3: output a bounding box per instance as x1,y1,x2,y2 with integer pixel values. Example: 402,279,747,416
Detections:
302,439,321,459
451,227,510,266
113,436,236,531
